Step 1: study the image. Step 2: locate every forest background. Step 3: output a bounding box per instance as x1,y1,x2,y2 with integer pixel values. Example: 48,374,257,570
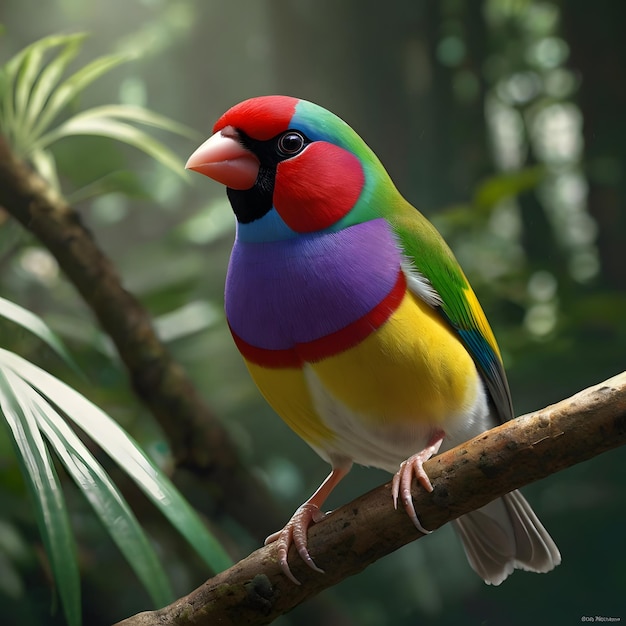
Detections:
1,1,624,624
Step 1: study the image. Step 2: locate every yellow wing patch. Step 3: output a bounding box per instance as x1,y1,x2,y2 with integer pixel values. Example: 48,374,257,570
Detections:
462,281,503,361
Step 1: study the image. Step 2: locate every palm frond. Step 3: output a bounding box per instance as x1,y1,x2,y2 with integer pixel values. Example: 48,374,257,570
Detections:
0,348,232,576
33,393,175,607
0,368,81,626
0,33,195,181
0,296,80,374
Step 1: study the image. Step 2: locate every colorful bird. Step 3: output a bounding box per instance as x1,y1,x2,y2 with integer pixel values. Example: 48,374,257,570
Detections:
186,95,561,585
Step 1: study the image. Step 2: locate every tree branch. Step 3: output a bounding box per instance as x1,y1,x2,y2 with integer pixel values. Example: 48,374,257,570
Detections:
0,134,283,538
116,372,626,626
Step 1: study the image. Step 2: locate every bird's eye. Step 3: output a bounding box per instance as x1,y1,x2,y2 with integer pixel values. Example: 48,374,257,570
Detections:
277,131,306,156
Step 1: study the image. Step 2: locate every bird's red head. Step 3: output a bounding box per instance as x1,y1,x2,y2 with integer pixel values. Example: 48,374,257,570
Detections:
186,96,367,234
212,95,299,140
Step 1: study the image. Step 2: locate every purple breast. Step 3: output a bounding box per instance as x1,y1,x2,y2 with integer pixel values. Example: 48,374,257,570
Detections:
225,218,402,350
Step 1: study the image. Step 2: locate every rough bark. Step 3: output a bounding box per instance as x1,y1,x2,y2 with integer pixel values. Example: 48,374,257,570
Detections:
0,134,283,538
116,371,626,626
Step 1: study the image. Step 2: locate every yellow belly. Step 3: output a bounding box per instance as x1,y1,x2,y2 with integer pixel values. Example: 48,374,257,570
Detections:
244,289,480,452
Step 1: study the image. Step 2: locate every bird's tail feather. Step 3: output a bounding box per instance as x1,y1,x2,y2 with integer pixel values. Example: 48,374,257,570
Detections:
452,490,561,585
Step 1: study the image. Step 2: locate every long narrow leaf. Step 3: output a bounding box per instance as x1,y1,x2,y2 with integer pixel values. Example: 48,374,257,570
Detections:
0,66,11,131
38,115,187,178
32,394,174,607
2,34,85,79
0,348,232,574
30,147,62,192
0,367,81,626
71,105,199,139
1,34,86,151
0,297,81,375
23,35,87,140
13,44,46,130
30,53,128,143
1,35,55,136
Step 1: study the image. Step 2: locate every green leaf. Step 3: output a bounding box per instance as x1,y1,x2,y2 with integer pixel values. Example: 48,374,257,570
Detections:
0,297,81,375
0,66,11,127
2,34,196,183
3,33,86,81
13,42,47,127
176,198,235,245
154,301,221,343
0,519,29,598
472,166,546,213
0,367,81,626
29,52,129,146
0,550,24,599
30,148,62,192
38,113,188,178
0,348,233,574
1,33,89,154
21,35,87,143
73,105,199,140
32,393,175,607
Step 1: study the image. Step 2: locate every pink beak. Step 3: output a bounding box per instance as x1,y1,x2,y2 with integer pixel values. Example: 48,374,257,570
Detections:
185,125,260,190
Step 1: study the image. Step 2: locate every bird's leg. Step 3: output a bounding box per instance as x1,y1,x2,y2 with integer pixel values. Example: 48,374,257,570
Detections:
265,462,352,584
391,429,445,534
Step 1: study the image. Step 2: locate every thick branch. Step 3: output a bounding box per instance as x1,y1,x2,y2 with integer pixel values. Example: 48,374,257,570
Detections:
116,372,626,626
0,135,283,537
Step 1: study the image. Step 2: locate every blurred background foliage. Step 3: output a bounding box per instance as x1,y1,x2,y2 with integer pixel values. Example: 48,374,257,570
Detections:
0,0,624,624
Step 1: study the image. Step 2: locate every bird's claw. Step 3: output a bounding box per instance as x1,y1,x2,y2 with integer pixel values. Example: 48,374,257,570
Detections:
391,435,444,535
265,502,327,584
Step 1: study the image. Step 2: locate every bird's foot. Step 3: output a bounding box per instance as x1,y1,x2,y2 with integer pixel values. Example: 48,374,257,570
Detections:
264,503,327,585
391,431,445,534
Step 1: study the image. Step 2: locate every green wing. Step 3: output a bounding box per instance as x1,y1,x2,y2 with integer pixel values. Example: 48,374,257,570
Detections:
388,200,514,424
336,123,513,422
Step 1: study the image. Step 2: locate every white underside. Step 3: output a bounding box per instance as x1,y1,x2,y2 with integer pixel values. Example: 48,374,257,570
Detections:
303,363,495,473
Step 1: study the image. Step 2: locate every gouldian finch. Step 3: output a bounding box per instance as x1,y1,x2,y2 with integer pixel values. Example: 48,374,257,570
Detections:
186,95,561,585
